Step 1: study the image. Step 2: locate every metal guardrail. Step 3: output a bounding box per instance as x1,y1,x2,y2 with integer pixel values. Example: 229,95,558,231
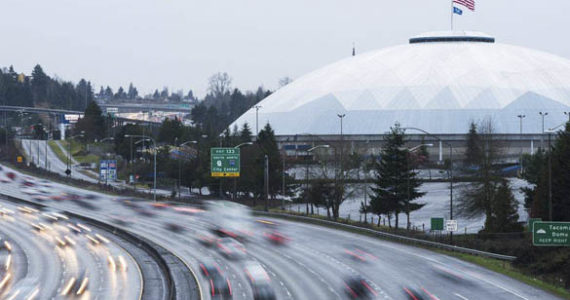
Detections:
256,211,517,262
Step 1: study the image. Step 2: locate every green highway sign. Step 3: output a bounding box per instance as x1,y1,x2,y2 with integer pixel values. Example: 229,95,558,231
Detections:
211,148,240,177
532,221,570,246
431,218,444,231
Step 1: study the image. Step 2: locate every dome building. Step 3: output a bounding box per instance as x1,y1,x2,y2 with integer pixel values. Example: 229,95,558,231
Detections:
231,31,570,159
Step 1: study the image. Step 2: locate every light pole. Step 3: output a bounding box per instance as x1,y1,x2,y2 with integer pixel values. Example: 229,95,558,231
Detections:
404,144,433,230
232,142,253,201
126,134,157,201
517,114,526,171
403,127,454,242
254,105,262,137
176,139,198,200
539,112,548,149
305,145,330,214
66,132,84,177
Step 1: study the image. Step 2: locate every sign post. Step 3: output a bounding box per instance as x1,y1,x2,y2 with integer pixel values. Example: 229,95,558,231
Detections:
210,148,240,177
99,160,117,183
430,218,444,231
445,220,458,232
532,221,570,246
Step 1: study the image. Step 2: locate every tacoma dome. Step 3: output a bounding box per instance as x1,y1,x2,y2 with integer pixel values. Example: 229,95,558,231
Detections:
231,31,570,136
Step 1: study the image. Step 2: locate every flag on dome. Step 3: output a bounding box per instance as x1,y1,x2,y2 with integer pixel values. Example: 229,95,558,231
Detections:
453,0,475,11
453,7,463,15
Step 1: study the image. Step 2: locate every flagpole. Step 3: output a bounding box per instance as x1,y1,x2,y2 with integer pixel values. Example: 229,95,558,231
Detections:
450,0,454,31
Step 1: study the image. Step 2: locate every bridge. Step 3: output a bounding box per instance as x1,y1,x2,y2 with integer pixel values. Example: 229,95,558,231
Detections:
97,102,194,113
0,105,161,125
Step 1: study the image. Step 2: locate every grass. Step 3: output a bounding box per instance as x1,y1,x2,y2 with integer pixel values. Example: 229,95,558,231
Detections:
442,252,570,299
48,140,68,164
259,210,570,299
49,140,100,165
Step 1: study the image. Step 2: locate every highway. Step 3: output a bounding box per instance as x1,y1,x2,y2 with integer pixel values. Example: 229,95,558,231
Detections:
21,139,97,182
0,163,561,300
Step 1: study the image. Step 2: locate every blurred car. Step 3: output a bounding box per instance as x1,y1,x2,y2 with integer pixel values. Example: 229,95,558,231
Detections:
197,232,218,247
263,230,290,245
55,235,76,248
0,239,12,253
343,245,377,263
5,172,16,181
151,202,170,210
164,222,185,233
199,258,223,278
1,277,39,300
217,238,246,260
107,255,128,272
402,286,429,300
244,262,275,300
198,258,232,299
61,270,89,297
344,275,377,299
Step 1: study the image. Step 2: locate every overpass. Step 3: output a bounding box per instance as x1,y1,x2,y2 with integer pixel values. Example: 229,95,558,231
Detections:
0,105,161,125
97,102,193,113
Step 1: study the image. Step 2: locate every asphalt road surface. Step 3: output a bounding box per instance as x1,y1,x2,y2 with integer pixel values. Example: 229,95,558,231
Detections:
0,163,561,300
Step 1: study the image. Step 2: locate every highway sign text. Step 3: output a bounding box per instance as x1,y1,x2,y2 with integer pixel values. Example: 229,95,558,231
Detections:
211,148,240,177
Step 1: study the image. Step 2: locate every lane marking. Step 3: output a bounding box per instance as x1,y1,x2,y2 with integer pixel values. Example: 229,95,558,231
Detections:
454,293,469,300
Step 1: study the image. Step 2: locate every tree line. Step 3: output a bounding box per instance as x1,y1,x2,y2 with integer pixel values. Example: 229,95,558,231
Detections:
0,65,94,111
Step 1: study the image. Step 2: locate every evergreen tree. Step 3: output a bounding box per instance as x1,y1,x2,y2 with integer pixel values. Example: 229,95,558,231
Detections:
369,123,425,229
256,123,283,198
75,101,106,141
464,121,482,168
485,180,523,233
530,123,570,221
157,118,184,144
31,64,49,103
239,123,252,143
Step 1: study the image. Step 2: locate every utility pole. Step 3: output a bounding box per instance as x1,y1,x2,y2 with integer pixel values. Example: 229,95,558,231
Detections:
264,154,269,212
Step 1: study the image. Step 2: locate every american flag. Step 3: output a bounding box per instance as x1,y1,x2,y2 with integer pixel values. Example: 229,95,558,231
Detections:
453,0,475,11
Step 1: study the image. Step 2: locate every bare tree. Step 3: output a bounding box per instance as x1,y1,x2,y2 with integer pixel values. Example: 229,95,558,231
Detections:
457,117,504,222
208,72,232,97
278,77,293,88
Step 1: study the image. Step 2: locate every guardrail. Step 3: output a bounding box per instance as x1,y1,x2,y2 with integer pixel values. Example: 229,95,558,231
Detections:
0,193,180,300
255,211,517,262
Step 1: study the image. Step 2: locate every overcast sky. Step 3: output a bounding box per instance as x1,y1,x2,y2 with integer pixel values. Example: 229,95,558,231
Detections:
1,0,569,98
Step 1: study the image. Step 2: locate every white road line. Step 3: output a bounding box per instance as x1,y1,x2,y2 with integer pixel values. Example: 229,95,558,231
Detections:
454,293,469,300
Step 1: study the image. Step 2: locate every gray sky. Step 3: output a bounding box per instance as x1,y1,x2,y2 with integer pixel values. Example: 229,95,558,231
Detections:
1,0,569,98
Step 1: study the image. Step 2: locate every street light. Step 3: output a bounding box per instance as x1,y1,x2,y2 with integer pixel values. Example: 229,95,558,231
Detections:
404,143,433,230
539,112,549,149
175,138,198,200
403,127,455,242
517,115,526,171
232,142,254,200
254,105,262,136
126,134,157,201
66,132,84,177
305,145,330,215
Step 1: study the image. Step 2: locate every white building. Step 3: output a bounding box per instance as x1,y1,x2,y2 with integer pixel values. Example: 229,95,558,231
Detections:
232,31,570,137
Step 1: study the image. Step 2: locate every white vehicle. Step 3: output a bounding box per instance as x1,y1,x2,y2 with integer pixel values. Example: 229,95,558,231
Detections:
205,201,253,241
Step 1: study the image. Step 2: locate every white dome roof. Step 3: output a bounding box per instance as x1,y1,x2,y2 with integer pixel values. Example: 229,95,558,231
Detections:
232,31,570,135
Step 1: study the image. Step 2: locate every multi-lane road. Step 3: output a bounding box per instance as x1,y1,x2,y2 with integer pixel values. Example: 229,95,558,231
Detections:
0,163,561,299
